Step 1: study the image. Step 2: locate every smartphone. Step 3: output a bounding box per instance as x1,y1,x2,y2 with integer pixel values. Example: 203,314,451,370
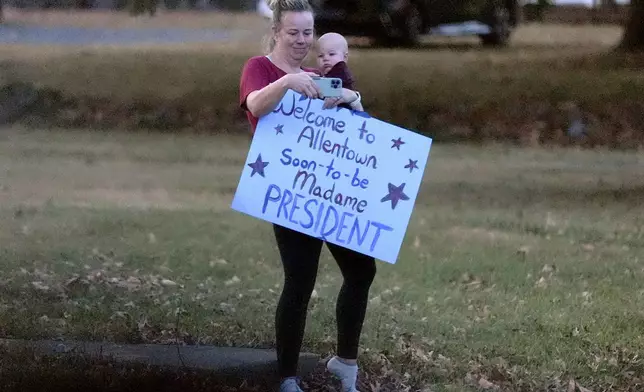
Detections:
312,77,343,98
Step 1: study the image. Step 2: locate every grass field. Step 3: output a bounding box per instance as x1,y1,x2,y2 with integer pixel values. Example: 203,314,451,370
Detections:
1,126,643,391
2,11,643,147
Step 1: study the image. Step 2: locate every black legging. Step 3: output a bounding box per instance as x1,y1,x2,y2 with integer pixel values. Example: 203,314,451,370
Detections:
273,224,377,378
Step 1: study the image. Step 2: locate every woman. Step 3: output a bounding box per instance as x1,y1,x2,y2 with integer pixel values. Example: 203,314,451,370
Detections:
238,1,376,391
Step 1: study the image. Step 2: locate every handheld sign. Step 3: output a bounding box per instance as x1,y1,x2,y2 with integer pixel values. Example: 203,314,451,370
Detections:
231,90,432,264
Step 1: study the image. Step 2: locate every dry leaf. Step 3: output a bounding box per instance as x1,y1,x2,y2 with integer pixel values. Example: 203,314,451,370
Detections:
577,383,593,392
517,246,531,255
210,259,228,267
568,379,593,392
160,279,177,287
582,244,595,251
478,377,498,390
31,281,50,292
542,264,556,274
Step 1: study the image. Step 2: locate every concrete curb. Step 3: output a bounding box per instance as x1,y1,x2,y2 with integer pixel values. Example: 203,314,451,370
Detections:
0,339,319,384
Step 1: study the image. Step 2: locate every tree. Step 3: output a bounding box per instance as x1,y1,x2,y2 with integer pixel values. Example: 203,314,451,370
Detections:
619,0,644,51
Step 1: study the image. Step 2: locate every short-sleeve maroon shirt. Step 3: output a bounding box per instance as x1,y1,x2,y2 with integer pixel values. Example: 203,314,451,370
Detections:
239,55,319,134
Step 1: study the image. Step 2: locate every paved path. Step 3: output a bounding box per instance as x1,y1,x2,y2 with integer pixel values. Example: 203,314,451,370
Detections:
0,338,319,382
0,23,233,45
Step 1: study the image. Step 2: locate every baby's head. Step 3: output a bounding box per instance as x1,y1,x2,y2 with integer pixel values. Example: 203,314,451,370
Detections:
316,32,349,75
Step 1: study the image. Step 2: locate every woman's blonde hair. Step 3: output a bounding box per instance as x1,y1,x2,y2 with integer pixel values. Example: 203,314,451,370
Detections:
263,0,314,54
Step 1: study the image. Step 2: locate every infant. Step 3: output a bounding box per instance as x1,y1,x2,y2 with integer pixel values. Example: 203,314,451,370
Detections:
316,32,362,111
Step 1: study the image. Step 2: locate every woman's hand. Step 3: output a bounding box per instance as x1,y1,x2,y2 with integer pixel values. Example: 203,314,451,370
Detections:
322,88,359,110
282,72,322,99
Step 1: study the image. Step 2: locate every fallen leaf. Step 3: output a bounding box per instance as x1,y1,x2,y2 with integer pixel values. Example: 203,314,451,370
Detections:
517,246,531,255
225,276,241,286
582,244,595,251
490,367,507,382
161,279,178,287
535,277,548,288
568,379,593,392
478,377,499,390
577,383,593,392
31,281,50,292
542,264,556,274
218,302,235,313
110,311,127,319
210,259,228,267
568,379,576,392
64,276,90,295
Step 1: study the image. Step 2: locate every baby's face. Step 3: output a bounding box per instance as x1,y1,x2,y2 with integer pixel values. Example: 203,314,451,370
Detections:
316,40,348,75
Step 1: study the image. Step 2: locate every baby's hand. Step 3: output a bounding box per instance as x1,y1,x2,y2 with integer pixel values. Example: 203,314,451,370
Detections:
323,96,342,109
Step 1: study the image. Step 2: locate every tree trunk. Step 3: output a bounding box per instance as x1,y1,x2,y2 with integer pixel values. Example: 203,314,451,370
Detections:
619,0,644,51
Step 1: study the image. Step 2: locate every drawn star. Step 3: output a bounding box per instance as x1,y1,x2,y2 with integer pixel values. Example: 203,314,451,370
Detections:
404,159,419,173
380,182,410,210
247,154,269,178
391,137,405,150
274,124,284,135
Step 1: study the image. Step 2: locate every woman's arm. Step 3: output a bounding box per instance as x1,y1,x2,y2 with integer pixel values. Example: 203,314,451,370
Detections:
240,56,324,119
245,77,290,119
244,72,323,118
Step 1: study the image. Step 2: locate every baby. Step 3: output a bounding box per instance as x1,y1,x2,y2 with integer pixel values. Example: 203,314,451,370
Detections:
316,32,363,111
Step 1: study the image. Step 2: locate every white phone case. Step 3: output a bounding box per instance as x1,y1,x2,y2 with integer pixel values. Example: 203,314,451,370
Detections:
312,77,343,98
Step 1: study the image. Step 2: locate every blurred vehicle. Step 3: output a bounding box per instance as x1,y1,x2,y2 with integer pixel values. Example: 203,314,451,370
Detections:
257,0,271,18
310,0,521,46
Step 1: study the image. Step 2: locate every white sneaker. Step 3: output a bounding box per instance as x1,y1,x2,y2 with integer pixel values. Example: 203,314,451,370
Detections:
326,357,360,392
279,377,304,392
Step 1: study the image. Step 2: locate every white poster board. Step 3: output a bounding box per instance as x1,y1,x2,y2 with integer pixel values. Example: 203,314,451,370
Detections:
232,90,432,264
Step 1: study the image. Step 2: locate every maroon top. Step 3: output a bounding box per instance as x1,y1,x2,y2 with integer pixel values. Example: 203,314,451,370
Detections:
239,55,320,134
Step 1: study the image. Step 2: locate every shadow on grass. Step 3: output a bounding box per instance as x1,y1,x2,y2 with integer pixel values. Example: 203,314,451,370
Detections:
0,346,278,392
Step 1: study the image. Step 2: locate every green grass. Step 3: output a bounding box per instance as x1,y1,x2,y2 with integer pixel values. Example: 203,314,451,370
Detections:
0,127,643,391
